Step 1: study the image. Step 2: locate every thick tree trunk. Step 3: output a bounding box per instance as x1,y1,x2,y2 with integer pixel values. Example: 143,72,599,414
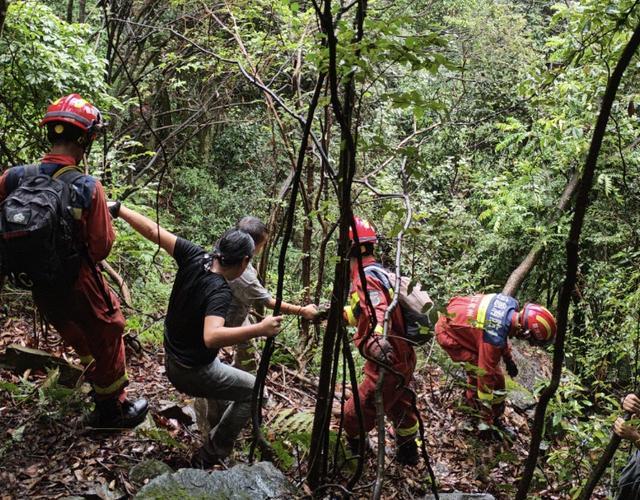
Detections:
516,21,640,500
0,344,83,387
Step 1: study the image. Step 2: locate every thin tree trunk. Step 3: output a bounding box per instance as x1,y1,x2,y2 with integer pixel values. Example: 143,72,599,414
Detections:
78,0,86,23
300,156,314,342
308,0,367,488
1,0,9,37
249,71,326,460
66,0,74,23
516,21,640,500
580,434,623,499
502,169,581,296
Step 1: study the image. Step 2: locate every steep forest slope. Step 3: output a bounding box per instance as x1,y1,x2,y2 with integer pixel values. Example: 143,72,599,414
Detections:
2,0,640,498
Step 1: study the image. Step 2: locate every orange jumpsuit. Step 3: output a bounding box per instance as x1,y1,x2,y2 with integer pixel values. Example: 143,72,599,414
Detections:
435,293,518,422
343,256,418,440
0,154,127,401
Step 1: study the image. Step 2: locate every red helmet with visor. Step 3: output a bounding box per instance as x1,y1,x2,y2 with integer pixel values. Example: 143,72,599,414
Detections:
349,216,378,244
519,303,556,345
40,94,103,140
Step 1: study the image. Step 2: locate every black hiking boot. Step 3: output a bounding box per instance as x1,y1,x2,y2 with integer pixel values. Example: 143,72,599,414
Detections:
87,398,149,429
396,437,419,466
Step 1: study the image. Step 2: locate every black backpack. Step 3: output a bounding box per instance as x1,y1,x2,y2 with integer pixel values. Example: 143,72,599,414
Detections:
364,264,436,346
0,164,84,289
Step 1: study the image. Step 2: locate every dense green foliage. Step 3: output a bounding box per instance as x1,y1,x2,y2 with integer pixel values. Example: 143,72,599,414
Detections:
2,0,640,496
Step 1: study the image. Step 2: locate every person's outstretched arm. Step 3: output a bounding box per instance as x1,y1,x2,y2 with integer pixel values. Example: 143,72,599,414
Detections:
203,314,282,349
114,203,178,257
264,297,318,320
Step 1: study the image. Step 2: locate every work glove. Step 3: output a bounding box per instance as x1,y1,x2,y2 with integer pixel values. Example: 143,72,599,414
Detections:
107,200,121,219
505,358,518,378
367,336,396,365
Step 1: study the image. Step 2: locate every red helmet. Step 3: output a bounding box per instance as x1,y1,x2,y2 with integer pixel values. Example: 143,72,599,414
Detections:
349,216,377,244
519,303,556,345
40,94,103,139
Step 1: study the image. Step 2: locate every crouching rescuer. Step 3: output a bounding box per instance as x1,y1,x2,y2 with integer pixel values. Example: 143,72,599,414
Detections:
0,94,148,428
342,217,420,466
435,293,556,438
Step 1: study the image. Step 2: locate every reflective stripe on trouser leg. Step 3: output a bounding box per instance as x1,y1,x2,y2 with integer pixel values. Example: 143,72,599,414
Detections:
477,387,506,404
396,421,419,437
93,372,128,396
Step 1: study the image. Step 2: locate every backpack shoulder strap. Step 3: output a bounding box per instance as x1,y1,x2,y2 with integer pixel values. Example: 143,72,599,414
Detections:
25,164,40,177
52,165,84,185
364,264,392,291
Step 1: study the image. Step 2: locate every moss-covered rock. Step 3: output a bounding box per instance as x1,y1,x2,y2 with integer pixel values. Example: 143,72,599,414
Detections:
135,462,293,500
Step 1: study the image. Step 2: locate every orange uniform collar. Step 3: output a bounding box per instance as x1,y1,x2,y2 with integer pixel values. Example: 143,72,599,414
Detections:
41,153,77,166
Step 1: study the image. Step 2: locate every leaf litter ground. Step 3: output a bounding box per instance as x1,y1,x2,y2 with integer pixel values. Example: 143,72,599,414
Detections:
0,309,608,499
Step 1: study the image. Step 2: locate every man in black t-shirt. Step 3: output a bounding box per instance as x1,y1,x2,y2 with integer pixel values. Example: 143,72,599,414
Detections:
164,237,233,367
110,202,282,466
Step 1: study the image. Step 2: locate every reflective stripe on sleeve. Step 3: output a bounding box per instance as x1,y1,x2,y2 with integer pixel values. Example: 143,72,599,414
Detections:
344,305,357,326
475,294,494,330
477,388,493,402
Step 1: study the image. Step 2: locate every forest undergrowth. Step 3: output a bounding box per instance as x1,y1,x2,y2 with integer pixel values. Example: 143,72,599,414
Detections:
0,300,614,499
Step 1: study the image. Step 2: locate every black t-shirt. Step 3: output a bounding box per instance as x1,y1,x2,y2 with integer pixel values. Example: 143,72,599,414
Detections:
164,238,232,367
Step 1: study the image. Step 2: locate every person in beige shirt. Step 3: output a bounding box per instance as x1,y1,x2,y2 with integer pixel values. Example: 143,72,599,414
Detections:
195,216,319,436
227,216,318,369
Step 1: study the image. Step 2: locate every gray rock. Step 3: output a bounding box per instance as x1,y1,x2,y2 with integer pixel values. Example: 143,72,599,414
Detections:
135,462,294,499
423,493,495,500
129,459,174,487
507,381,537,412
505,339,556,412
509,339,551,394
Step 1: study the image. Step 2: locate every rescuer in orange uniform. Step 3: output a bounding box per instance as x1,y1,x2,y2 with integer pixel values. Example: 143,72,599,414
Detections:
342,216,420,466
435,293,556,437
0,94,147,428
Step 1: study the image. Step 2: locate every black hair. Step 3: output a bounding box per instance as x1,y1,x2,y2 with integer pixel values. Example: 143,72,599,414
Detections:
236,216,268,246
211,229,255,267
46,122,89,146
